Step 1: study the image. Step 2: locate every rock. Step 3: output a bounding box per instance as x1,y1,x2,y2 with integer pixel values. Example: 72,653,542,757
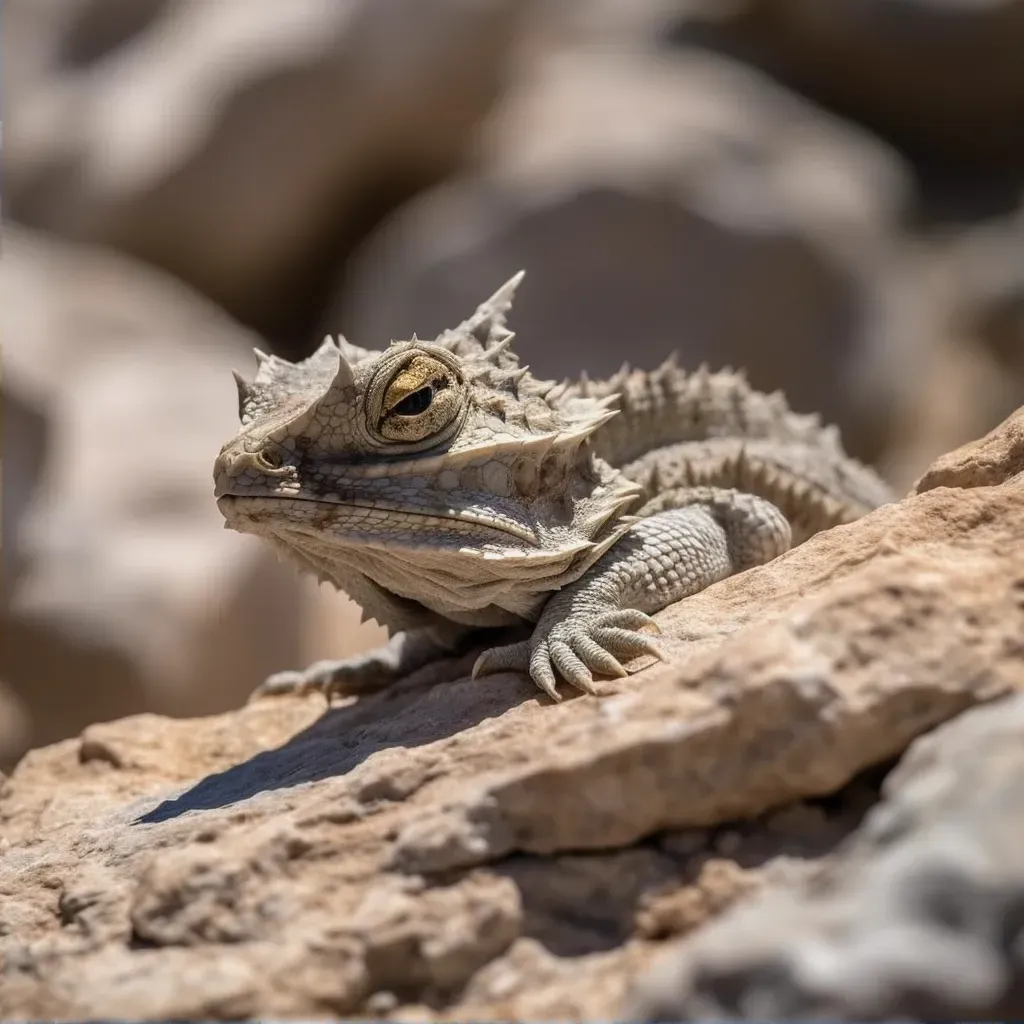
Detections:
1,370,51,595
624,690,1024,1021
2,403,1022,1018
915,400,1024,494
337,48,920,463
5,0,527,345
0,228,317,768
952,204,1024,376
866,228,1024,490
693,0,1024,173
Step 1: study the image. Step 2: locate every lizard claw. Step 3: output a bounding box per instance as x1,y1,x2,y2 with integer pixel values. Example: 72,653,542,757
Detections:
249,665,329,703
527,609,664,697
472,640,531,681
472,609,665,701
248,652,409,705
473,638,563,701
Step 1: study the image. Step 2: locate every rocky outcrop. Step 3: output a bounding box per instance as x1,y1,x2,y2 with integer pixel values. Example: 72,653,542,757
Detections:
625,691,1024,1020
2,405,1022,1020
624,407,1024,1019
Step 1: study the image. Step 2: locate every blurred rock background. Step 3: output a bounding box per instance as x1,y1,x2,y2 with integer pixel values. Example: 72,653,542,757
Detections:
3,0,1023,770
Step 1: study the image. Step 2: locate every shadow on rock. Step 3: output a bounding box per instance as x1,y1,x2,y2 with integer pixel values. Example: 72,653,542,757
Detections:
136,654,540,824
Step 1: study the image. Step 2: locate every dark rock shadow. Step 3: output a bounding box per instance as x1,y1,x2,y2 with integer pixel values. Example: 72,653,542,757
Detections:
494,765,886,958
135,648,543,825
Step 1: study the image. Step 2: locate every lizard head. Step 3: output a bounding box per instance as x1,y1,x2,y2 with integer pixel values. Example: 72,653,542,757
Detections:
213,273,641,611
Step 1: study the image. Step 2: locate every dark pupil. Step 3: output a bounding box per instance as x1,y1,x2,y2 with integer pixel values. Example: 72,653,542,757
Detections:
393,385,433,416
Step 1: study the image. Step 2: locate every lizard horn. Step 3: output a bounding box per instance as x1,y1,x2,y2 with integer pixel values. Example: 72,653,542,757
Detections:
232,370,252,421
483,270,525,316
310,335,355,390
331,349,356,390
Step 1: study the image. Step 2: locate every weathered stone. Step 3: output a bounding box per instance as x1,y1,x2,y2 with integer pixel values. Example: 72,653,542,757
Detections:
624,690,1024,1020
5,0,526,343
1,407,1022,1018
339,48,919,463
915,402,1024,494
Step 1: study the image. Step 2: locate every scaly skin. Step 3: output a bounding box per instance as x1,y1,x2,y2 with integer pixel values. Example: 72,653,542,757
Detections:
213,273,893,701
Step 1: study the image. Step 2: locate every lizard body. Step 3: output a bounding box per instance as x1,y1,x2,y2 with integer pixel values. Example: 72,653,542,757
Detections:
213,274,892,700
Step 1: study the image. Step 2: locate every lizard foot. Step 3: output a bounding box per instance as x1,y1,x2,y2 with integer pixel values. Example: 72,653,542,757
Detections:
249,653,403,705
472,608,664,702
247,626,483,705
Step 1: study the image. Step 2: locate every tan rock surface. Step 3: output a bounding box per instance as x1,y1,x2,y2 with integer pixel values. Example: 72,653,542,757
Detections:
915,398,1024,493
2,408,1022,1019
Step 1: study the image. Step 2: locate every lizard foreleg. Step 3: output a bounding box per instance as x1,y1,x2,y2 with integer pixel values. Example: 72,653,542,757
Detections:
473,488,791,699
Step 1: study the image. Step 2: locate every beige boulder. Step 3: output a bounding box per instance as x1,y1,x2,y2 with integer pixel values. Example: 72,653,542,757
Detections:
338,48,920,464
5,0,527,342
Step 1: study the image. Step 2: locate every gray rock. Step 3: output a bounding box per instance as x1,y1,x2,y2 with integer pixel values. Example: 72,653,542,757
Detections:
624,691,1024,1020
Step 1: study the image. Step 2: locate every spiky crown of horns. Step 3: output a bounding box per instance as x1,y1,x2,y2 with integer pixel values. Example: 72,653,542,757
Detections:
232,272,620,441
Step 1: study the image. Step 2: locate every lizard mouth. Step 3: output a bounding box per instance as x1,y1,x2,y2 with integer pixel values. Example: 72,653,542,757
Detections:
216,492,541,546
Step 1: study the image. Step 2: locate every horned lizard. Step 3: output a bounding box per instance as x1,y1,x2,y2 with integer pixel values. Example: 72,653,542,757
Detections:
213,274,892,702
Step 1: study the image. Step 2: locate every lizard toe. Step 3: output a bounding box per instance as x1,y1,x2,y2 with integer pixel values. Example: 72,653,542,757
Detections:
591,626,664,663
472,639,531,680
528,644,563,701
572,635,628,679
594,608,662,635
249,665,332,702
549,640,597,694
249,670,307,702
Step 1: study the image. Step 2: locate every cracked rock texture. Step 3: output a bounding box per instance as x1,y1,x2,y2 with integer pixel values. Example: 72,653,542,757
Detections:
2,407,1023,1019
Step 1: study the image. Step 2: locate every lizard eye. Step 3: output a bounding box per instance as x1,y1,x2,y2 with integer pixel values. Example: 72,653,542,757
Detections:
378,353,461,442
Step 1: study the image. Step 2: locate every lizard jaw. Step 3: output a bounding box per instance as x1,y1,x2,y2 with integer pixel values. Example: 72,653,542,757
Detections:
216,492,543,547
